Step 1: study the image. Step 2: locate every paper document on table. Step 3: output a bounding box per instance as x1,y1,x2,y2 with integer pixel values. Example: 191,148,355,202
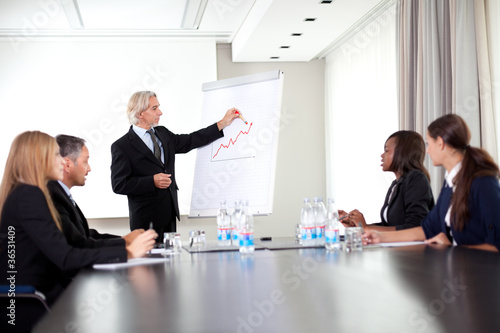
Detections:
93,257,169,270
379,241,426,247
150,248,183,255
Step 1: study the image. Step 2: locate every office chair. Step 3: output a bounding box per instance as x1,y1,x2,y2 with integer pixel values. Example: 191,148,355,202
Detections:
0,285,50,332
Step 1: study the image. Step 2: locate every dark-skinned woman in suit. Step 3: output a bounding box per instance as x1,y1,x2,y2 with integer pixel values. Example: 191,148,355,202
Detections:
339,130,435,231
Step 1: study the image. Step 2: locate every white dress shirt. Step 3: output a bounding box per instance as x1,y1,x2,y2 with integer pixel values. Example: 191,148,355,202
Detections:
444,161,462,245
132,125,165,163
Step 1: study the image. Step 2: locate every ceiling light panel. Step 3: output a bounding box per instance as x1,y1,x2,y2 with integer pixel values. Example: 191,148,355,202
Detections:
0,0,70,29
77,0,187,29
232,0,383,62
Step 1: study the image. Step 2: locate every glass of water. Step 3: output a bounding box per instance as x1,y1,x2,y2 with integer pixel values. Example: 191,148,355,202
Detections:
345,227,363,252
164,232,182,253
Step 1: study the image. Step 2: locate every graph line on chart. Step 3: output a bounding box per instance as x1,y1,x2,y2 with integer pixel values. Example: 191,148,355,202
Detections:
212,122,253,159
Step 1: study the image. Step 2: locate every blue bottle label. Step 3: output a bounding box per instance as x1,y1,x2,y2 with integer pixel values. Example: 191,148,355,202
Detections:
301,226,315,240
316,225,325,239
239,232,254,247
325,229,340,243
217,228,231,241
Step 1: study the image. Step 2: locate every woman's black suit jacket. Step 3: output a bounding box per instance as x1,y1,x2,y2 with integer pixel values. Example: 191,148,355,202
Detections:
0,184,125,305
376,170,435,230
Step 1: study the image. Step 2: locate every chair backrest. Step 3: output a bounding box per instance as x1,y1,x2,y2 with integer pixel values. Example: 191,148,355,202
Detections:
0,285,50,332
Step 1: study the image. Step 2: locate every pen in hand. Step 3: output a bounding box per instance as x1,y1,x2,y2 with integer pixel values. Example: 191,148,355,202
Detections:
148,222,154,253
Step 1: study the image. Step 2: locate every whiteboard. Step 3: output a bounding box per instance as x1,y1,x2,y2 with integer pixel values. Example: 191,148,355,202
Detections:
189,70,284,217
0,39,216,219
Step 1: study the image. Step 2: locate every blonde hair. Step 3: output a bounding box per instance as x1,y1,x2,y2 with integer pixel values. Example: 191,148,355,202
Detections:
0,131,62,229
127,91,157,125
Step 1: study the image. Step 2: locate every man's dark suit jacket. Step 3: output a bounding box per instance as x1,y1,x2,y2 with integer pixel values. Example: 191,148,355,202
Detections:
48,181,124,248
0,184,126,306
376,169,435,230
110,123,223,232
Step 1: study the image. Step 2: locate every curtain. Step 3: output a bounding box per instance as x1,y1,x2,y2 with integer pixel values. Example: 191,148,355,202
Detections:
398,0,450,196
486,0,500,161
397,0,498,197
475,0,499,161
325,2,398,223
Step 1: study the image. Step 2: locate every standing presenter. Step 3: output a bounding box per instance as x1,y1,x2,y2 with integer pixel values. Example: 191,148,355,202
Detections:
111,91,239,242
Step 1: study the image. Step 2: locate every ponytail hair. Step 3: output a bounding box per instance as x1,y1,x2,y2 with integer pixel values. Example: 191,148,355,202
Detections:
427,114,499,231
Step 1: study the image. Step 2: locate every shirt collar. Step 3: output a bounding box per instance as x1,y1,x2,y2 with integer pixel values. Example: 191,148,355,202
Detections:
444,161,462,188
133,124,148,136
57,180,72,197
132,124,158,138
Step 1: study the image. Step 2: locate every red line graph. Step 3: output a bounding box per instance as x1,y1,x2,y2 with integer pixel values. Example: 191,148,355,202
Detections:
212,122,253,159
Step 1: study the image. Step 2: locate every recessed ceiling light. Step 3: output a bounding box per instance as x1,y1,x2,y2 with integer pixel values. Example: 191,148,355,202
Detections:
280,46,290,49
320,0,333,4
304,18,317,22
270,56,280,59
291,33,302,37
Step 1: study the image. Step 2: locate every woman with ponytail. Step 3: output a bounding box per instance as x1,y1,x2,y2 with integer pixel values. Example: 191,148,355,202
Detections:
363,114,500,252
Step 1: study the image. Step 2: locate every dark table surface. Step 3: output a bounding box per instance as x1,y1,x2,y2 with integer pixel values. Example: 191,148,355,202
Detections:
34,239,500,333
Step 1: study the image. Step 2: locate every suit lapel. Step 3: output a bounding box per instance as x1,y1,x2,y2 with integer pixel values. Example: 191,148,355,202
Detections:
383,180,397,208
128,126,164,168
73,203,90,236
387,178,403,208
53,182,89,236
154,127,169,166
379,179,399,224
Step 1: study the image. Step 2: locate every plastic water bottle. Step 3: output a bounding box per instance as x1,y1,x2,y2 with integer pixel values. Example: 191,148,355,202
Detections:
300,198,315,246
239,200,255,253
314,197,327,245
325,198,342,251
231,200,243,246
217,200,231,246
319,198,327,245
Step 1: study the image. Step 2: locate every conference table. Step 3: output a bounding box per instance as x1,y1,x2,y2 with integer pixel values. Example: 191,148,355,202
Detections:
34,238,500,333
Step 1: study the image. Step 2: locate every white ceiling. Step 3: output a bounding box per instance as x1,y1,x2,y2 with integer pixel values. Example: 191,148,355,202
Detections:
0,0,389,61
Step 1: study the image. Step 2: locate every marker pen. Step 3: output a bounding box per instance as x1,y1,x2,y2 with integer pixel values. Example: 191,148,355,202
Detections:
234,110,248,124
148,222,154,252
